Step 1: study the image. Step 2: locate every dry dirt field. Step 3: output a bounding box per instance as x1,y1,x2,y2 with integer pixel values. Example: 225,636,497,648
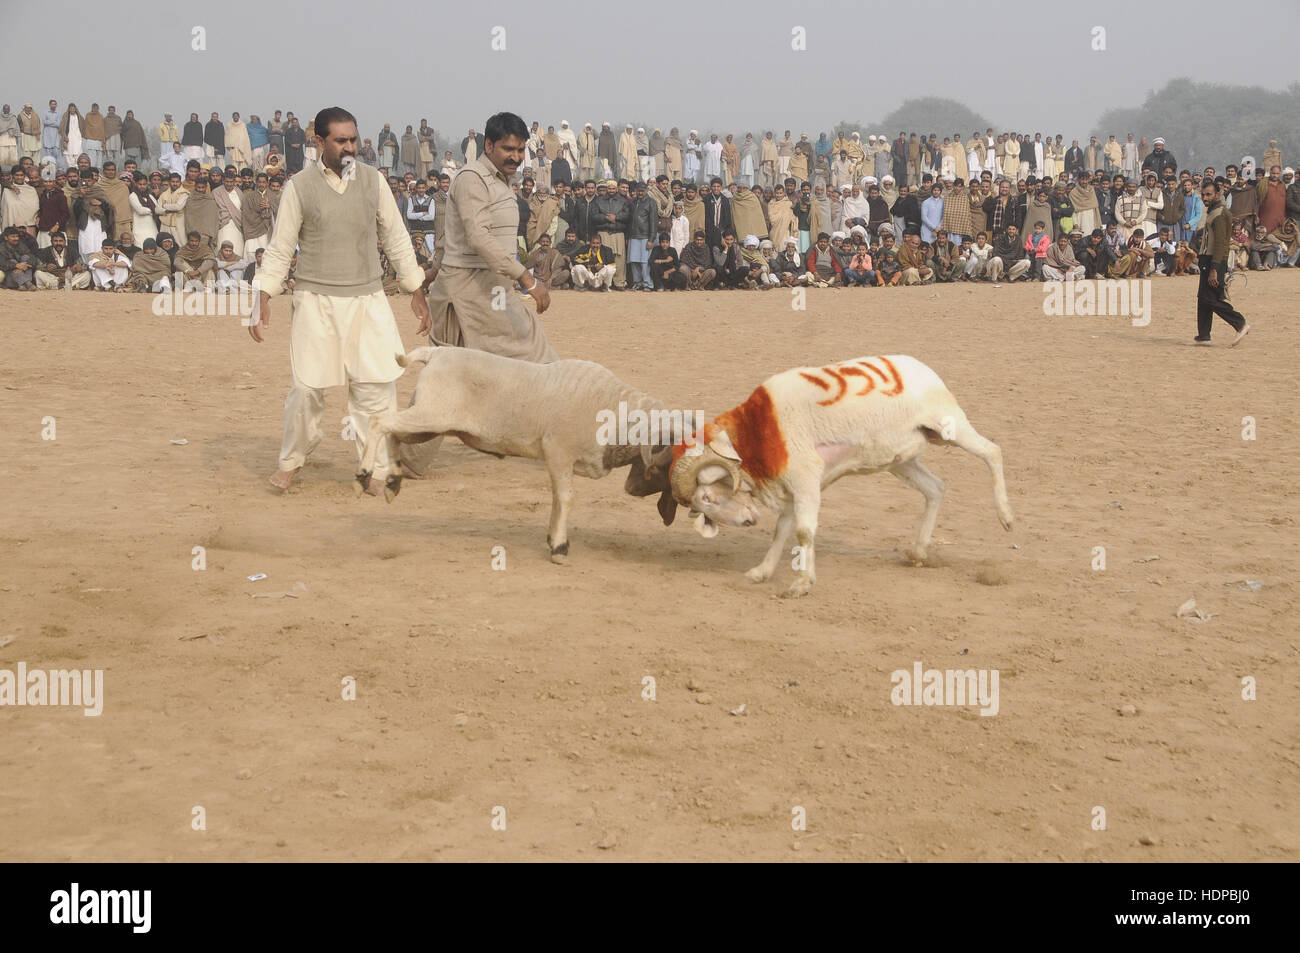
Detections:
1,272,1296,862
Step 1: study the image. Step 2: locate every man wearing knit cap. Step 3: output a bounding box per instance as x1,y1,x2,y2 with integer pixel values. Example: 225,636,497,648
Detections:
250,106,431,493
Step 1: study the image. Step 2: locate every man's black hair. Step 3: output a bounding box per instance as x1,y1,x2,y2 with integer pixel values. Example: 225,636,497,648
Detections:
314,106,358,140
483,112,528,146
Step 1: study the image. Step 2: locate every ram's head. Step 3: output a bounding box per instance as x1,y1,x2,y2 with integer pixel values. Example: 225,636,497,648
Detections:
663,428,761,537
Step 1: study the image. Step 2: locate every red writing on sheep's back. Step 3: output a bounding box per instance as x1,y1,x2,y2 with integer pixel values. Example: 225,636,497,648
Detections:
802,357,905,406
713,386,788,483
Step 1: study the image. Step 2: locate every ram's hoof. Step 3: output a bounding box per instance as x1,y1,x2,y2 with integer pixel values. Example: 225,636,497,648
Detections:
383,474,402,503
782,578,814,598
353,471,372,498
549,541,569,565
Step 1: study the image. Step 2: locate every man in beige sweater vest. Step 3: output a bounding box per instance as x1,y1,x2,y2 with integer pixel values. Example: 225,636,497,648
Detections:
250,106,431,493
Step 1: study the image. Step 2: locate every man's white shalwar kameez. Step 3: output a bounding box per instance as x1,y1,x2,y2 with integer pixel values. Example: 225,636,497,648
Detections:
258,162,424,480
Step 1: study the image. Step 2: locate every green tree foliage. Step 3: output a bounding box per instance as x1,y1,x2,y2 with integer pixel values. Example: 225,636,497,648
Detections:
830,99,994,140
876,98,995,139
1092,79,1299,170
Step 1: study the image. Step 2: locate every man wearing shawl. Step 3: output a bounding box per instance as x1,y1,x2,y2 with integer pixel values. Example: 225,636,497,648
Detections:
883,134,900,183
739,134,760,188
730,180,767,244
203,113,226,164
245,115,269,171
634,128,652,182
619,125,639,180
183,177,219,250
180,113,204,163
788,146,809,186
120,110,149,169
721,135,740,185
527,183,561,249
175,231,216,290
101,106,123,168
418,121,436,179
578,123,598,180
126,238,172,292
598,123,617,179
760,132,779,188
664,128,683,182
81,104,106,167
94,162,131,241
1256,165,1286,234
400,126,419,177
558,122,581,180
225,113,252,168
683,183,706,237
375,124,396,173
765,184,798,253
213,171,246,257
845,133,864,177
1070,172,1100,235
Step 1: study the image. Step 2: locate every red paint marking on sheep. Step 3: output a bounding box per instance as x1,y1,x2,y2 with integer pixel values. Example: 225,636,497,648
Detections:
818,366,848,406
838,365,876,396
714,386,788,484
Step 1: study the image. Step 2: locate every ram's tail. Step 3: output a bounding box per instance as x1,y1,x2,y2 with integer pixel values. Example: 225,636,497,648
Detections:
396,346,438,368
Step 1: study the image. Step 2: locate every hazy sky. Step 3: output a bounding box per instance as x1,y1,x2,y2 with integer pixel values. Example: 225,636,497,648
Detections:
7,0,1298,147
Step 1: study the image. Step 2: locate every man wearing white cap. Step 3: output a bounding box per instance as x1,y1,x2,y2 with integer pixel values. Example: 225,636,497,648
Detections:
1142,138,1177,178
578,123,597,180
0,105,18,168
557,121,579,176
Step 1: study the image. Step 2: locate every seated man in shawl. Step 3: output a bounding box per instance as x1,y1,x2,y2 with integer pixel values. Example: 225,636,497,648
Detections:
714,230,748,289
678,229,717,289
176,229,217,290
524,232,571,289
126,237,173,292
929,229,965,282
771,236,803,286
899,231,935,285
0,226,41,290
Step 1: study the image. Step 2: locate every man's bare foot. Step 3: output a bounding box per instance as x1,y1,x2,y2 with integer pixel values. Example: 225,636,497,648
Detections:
268,467,301,490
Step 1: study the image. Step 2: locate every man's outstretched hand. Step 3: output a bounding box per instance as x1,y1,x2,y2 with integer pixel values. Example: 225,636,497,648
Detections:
412,288,432,336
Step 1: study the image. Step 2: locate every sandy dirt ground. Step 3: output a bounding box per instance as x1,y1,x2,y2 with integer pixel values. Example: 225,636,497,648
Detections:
1,271,1296,862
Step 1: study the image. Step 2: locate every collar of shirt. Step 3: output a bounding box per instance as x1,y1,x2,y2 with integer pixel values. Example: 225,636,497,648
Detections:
475,153,509,186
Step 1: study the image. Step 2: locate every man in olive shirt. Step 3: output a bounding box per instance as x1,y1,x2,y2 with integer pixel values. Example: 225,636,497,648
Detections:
403,112,558,478
1195,179,1250,347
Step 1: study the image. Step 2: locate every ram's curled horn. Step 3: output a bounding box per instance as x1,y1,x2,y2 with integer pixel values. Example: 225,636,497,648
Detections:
670,438,744,503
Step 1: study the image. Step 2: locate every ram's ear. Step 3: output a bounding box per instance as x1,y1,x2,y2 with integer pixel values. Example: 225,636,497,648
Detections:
657,490,677,526
639,443,654,468
707,428,742,462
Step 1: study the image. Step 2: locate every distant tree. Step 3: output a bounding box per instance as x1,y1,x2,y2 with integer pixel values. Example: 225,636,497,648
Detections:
876,98,995,139
1093,79,1300,171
